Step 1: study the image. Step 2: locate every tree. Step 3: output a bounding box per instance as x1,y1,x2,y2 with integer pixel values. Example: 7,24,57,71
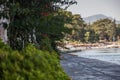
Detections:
0,0,77,50
84,31,90,42
116,24,120,41
65,14,86,41
92,18,116,41
36,10,73,51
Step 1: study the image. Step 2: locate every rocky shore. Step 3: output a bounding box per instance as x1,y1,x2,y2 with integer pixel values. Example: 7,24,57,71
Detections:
60,53,120,80
58,42,120,53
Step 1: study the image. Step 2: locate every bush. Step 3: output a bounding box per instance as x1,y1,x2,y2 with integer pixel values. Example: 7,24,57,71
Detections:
0,43,70,80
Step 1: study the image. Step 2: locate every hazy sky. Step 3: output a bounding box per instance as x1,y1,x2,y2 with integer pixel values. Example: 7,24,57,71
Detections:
67,0,120,20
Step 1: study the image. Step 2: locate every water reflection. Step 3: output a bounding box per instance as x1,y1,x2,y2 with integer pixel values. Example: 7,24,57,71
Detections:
73,48,120,65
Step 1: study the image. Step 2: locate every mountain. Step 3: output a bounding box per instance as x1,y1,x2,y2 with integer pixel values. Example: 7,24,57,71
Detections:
83,14,120,24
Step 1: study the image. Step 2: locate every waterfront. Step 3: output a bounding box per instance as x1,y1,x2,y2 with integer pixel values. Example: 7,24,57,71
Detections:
61,54,120,80
60,48,120,80
71,48,120,65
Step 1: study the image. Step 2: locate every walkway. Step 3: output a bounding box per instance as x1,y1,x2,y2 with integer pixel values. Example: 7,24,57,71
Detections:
60,54,120,80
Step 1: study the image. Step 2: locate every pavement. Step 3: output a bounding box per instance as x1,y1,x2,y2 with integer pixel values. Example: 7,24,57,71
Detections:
60,54,120,80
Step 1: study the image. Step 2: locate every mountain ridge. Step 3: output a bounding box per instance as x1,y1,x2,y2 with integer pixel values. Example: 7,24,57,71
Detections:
83,14,120,24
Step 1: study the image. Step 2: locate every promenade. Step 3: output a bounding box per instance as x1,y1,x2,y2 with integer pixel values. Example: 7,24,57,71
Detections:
60,54,120,80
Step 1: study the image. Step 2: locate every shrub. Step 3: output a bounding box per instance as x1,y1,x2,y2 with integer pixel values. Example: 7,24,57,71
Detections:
0,43,70,80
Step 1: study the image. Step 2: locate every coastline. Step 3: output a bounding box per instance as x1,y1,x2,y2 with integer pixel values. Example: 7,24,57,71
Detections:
58,42,120,53
60,53,120,80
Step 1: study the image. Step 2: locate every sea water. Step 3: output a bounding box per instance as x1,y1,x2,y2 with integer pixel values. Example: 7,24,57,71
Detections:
72,48,120,65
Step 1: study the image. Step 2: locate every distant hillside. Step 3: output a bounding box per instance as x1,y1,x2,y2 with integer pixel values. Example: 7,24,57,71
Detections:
83,14,120,24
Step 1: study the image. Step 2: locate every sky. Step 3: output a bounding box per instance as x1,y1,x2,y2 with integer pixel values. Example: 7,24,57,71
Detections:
67,0,120,20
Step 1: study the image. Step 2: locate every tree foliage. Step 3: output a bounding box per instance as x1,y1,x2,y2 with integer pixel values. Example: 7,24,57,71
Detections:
0,0,77,50
92,18,116,41
64,14,86,41
64,17,118,43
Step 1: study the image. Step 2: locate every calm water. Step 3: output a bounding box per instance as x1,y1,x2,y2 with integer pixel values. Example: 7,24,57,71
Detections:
73,48,120,65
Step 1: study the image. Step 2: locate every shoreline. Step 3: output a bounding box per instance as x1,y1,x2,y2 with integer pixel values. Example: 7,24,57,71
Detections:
60,53,120,80
58,42,120,53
